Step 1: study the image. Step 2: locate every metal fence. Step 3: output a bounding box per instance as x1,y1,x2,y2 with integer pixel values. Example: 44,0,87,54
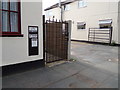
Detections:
88,27,113,44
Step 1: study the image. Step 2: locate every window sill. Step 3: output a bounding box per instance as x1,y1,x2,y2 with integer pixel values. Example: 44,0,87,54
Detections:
78,6,87,9
77,29,86,30
64,10,70,12
0,34,24,37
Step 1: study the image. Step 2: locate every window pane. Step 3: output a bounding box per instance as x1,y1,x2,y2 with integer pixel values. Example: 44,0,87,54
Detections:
0,1,2,31
99,20,112,24
48,11,53,17
77,25,86,29
10,12,18,32
0,1,2,9
64,5,70,11
78,1,83,7
100,24,112,29
10,0,18,11
83,1,87,7
2,0,9,10
78,0,87,8
77,22,86,29
2,11,10,32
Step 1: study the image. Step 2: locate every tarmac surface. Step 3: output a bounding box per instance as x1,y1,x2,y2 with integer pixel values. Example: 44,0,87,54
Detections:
2,41,118,88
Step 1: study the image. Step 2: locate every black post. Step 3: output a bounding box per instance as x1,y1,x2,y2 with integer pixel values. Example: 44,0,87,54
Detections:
94,29,95,42
109,27,113,45
88,28,90,41
43,15,46,64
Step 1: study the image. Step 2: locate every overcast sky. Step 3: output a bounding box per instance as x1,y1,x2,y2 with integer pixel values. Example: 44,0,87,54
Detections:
43,0,65,14
43,0,120,9
43,0,65,9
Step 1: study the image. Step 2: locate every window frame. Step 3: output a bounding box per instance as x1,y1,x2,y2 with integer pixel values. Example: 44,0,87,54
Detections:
77,22,86,30
0,0,22,37
99,19,112,29
78,0,87,8
47,11,53,17
64,4,70,11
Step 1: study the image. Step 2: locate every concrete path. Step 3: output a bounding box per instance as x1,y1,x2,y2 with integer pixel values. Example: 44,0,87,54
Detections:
71,41,118,74
2,42,118,88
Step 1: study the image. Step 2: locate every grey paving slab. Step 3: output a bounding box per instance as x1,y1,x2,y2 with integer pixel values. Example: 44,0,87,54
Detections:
3,67,67,88
2,62,91,88
0,78,2,89
46,74,94,88
94,61,118,74
71,41,118,73
71,41,118,88
98,76,118,88
78,67,113,83
51,62,86,75
2,42,118,88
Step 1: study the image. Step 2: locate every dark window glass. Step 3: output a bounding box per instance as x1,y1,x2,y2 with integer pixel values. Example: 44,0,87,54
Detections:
77,22,86,29
99,20,112,29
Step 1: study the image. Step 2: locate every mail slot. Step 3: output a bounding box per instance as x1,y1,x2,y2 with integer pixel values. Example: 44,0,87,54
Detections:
28,26,39,56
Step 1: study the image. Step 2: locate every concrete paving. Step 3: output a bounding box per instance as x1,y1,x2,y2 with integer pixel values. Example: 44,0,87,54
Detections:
71,41,118,74
2,41,118,88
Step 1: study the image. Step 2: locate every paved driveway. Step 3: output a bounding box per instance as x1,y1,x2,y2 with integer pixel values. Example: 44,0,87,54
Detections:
2,41,118,88
71,41,118,74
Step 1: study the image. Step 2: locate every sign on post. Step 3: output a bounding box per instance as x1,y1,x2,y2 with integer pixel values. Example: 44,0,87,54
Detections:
28,26,39,56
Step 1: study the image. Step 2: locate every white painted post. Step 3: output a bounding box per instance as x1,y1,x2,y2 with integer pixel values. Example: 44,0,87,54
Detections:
59,0,61,7
67,20,72,60
59,0,63,21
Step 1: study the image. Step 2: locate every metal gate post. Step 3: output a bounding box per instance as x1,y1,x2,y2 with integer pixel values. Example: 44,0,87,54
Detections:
67,20,72,60
109,27,113,45
43,15,46,64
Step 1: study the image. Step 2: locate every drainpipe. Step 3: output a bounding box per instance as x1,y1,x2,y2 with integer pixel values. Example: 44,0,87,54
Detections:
59,0,63,21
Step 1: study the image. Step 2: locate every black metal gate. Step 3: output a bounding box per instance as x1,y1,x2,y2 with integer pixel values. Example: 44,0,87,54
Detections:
43,17,69,63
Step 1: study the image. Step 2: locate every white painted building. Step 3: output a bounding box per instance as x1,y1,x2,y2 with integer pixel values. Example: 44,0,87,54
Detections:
45,0,120,44
0,0,44,70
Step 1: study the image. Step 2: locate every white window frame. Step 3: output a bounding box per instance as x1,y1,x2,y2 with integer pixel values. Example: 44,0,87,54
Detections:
78,0,87,8
99,19,112,29
77,22,86,30
64,4,70,11
47,11,53,17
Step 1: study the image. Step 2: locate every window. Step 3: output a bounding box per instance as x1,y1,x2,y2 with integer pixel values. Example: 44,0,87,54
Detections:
47,11,53,17
77,22,86,29
64,4,70,11
0,0,21,36
99,19,112,29
78,0,87,8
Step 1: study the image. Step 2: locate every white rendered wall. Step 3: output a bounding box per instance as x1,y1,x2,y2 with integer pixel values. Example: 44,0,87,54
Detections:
45,7,61,20
63,1,119,43
1,1,43,66
118,1,120,44
45,1,119,44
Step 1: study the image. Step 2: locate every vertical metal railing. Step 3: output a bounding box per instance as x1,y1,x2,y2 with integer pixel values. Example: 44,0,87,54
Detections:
109,27,113,45
88,27,113,44
45,19,69,63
